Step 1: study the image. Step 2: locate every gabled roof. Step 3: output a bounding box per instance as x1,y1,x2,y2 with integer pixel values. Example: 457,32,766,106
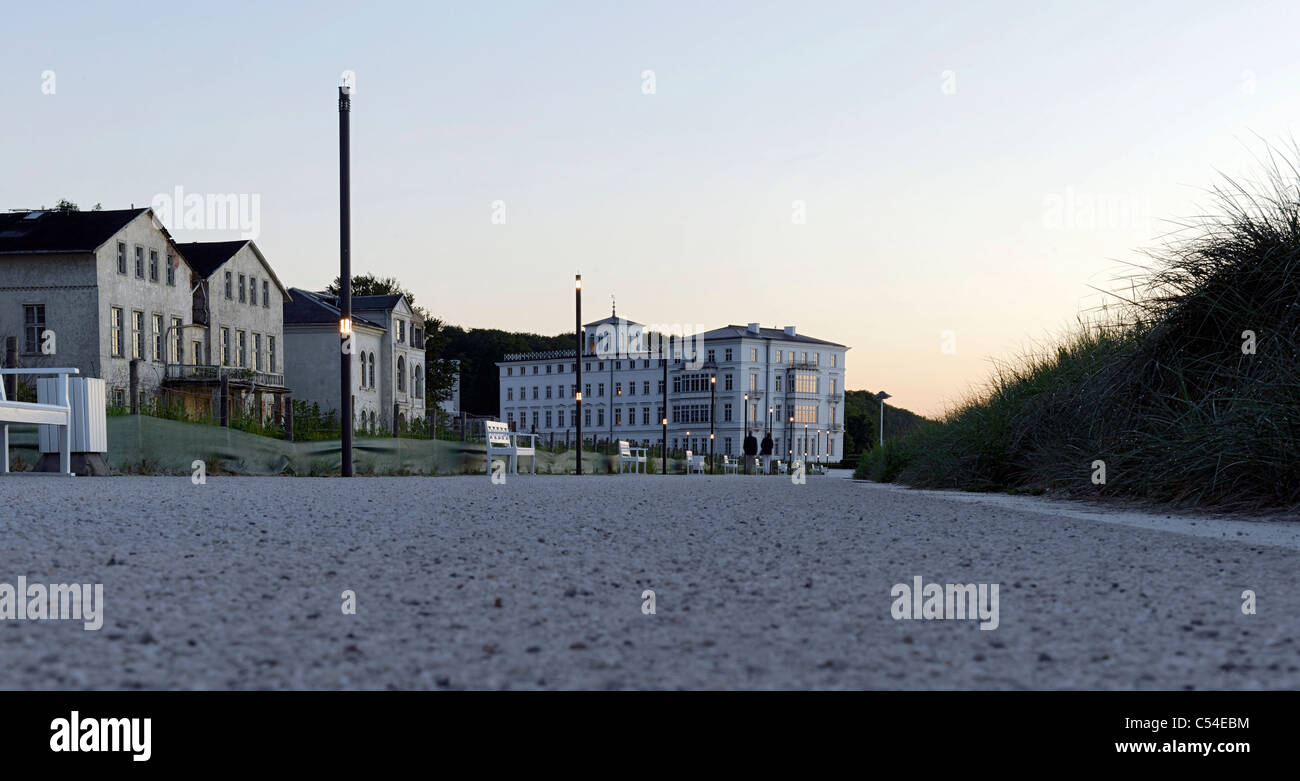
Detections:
283,288,384,330
0,208,147,255
175,239,291,302
583,314,642,329
701,324,848,348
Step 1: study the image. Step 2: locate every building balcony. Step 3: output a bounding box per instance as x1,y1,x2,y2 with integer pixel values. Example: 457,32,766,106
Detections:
829,393,843,403
164,363,286,389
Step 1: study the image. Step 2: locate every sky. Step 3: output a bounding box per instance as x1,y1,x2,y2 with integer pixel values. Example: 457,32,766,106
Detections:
3,0,1299,416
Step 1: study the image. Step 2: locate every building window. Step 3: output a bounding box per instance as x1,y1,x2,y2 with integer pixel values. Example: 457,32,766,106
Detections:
221,327,230,365
262,280,269,308
239,274,246,303
615,382,622,397
723,403,732,422
224,271,233,299
584,383,591,398
531,386,538,400
396,320,405,344
545,410,553,428
584,407,591,426
830,378,836,394
171,317,183,363
643,381,650,395
749,373,757,391
558,409,565,427
397,356,406,392
253,333,263,372
531,410,539,430
775,375,782,392
131,310,144,359
369,354,375,388
507,367,513,376
724,437,732,455
598,383,604,397
110,307,123,357
237,331,246,367
166,253,176,286
707,349,715,363
615,409,622,426
507,388,513,401
724,374,733,391
268,336,276,372
642,407,650,425
20,304,45,354
597,408,604,426
117,243,127,275
134,247,145,278
750,348,758,361
149,250,159,282
152,314,163,361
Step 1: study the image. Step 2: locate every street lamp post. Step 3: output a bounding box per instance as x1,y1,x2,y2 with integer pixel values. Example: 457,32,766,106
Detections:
709,374,716,474
338,81,353,477
575,275,583,475
743,392,749,474
661,346,668,475
876,390,891,447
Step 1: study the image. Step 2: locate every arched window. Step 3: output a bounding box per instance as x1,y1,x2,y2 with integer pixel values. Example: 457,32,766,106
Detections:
369,410,376,432
359,352,367,388
368,353,375,389
397,356,405,392
414,364,422,397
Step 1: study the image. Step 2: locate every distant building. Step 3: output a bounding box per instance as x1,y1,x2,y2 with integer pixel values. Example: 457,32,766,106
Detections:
283,288,426,431
496,317,848,460
0,208,196,405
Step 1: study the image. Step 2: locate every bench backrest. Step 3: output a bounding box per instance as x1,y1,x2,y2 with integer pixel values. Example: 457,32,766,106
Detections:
618,440,631,456
484,420,513,447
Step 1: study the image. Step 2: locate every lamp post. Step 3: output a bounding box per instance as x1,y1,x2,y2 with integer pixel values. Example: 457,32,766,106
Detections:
788,415,794,460
876,390,891,447
575,275,582,475
743,392,749,474
804,423,809,463
338,81,353,477
661,346,668,475
709,373,716,474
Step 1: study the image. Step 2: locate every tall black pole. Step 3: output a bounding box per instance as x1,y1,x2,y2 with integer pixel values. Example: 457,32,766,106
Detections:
661,349,667,475
339,84,353,477
709,374,716,474
575,274,582,475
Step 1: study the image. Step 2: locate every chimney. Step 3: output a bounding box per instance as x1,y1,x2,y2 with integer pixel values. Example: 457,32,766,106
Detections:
747,323,760,334
783,326,796,337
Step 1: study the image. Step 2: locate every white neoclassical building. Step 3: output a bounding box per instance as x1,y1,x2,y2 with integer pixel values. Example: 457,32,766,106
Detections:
496,316,848,461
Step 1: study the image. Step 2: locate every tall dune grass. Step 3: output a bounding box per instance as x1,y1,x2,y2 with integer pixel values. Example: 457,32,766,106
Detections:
859,148,1300,511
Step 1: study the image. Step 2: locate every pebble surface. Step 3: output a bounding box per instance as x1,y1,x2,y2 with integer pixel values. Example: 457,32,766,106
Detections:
0,473,1296,689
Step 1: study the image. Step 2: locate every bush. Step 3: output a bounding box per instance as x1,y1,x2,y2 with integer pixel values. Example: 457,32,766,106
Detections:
880,145,1300,510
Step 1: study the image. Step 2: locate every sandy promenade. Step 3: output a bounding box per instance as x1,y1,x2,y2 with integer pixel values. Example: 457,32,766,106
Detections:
1,473,1297,690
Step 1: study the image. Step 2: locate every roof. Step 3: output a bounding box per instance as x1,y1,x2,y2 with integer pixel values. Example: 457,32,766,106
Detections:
0,208,147,255
283,288,384,330
175,239,291,302
174,240,248,278
700,324,848,348
583,314,641,329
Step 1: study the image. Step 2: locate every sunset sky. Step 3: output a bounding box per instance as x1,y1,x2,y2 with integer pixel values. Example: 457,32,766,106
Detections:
4,0,1299,415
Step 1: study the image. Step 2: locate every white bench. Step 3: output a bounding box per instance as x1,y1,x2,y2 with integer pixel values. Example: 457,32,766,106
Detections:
721,455,739,474
0,368,78,476
618,440,647,474
685,450,705,474
484,420,538,475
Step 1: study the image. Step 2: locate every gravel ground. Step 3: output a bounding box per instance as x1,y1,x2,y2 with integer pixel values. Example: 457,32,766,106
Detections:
1,473,1297,690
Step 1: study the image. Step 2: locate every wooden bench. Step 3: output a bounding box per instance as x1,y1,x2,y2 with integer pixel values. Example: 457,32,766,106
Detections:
1,368,78,476
617,440,647,474
685,450,705,474
721,455,739,474
484,420,538,475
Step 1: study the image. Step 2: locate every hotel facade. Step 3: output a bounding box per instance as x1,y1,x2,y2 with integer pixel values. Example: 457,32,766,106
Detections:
497,317,848,462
